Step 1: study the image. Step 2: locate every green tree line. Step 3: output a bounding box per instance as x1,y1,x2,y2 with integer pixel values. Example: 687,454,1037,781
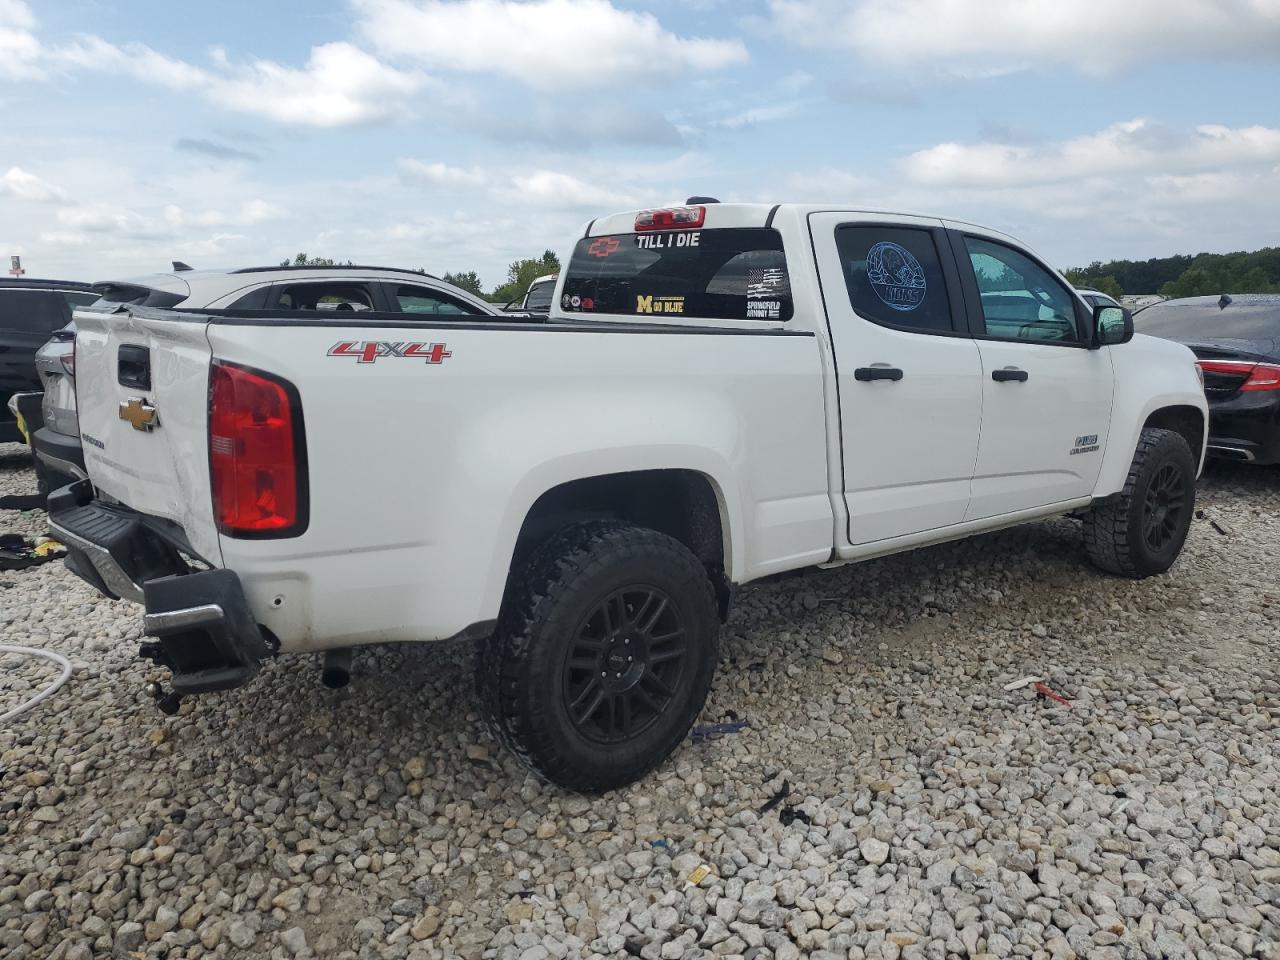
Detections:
1064,246,1280,299
285,252,560,304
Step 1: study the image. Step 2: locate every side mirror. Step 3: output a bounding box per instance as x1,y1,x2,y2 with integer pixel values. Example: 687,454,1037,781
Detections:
1094,304,1133,347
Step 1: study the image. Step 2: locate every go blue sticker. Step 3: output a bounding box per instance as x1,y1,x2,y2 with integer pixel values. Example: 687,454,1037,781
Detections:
867,241,927,312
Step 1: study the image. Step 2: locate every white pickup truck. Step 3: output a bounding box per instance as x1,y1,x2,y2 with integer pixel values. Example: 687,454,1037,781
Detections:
53,202,1207,791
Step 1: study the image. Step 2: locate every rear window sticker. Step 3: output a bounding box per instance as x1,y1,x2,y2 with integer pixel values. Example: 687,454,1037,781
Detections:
867,241,927,312
587,237,620,257
747,266,787,299
635,232,701,250
636,294,685,314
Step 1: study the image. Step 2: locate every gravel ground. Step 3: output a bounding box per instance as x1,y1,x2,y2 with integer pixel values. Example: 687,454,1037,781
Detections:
1,440,1277,960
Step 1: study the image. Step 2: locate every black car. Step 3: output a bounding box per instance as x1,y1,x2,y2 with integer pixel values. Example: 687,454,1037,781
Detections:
0,278,97,443
1136,294,1280,464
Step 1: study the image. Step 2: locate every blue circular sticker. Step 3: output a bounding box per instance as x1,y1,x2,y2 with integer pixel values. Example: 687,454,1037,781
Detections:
866,241,927,312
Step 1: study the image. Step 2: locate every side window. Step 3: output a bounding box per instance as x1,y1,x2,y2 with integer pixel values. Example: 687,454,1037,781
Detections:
835,226,956,333
61,291,98,310
0,291,68,332
225,286,271,310
394,285,480,316
963,237,1079,344
271,283,374,312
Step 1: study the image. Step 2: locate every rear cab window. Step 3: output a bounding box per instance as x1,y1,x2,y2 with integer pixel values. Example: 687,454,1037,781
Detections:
561,227,793,322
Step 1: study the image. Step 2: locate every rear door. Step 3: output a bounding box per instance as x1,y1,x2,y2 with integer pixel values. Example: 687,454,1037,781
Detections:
948,227,1114,519
810,213,983,544
72,305,222,562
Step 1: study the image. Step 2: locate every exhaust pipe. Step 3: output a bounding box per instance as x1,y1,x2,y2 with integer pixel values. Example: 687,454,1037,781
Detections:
321,648,352,689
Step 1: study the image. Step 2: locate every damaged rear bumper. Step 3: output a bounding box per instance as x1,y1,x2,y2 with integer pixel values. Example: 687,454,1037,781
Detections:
48,480,274,693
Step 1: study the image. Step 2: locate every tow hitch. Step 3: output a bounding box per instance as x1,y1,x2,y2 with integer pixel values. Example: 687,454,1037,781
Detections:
143,679,184,716
141,569,276,696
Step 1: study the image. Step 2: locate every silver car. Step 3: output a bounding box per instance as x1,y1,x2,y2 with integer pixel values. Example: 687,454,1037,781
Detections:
31,264,504,490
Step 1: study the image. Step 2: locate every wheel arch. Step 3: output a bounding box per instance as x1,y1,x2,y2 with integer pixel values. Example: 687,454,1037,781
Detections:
505,468,734,618
1142,405,1206,472
1095,395,1208,497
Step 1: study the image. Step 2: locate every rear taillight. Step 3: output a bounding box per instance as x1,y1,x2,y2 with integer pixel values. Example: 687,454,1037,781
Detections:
60,352,75,376
634,205,706,231
1196,360,1280,392
209,361,307,536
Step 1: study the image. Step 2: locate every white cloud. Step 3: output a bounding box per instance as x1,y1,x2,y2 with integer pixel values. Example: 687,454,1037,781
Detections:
354,0,748,89
55,204,173,238
785,168,876,199
0,0,42,80
775,117,1280,269
38,230,93,248
765,0,1280,73
904,120,1280,188
710,102,800,130
240,199,288,224
0,166,66,202
53,35,210,89
0,0,34,29
206,43,427,126
502,169,640,209
400,159,489,187
3,4,425,128
157,199,288,228
53,196,288,241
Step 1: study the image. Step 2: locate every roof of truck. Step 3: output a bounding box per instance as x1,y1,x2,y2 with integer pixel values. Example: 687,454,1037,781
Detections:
583,202,1022,246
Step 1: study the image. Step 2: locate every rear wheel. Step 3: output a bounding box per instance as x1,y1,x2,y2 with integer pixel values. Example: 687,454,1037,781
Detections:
1083,427,1196,578
478,521,718,792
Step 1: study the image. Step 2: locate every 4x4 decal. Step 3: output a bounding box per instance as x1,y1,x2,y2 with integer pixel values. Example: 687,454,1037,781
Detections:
328,341,451,364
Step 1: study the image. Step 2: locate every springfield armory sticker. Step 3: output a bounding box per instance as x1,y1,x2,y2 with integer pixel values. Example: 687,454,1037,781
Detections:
636,295,685,315
635,232,700,250
1070,434,1100,455
866,241,927,312
328,341,451,364
747,266,788,319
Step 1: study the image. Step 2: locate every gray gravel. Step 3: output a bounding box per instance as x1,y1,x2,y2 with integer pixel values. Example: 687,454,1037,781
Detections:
1,440,1278,960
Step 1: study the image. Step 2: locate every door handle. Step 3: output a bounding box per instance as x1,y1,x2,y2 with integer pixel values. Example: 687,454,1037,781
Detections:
854,366,904,382
118,344,152,390
991,367,1029,383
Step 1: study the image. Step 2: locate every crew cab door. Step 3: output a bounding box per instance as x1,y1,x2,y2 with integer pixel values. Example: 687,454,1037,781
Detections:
946,226,1114,519
810,213,983,544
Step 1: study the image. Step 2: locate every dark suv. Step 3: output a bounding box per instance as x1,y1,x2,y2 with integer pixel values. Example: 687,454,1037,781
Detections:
0,279,97,443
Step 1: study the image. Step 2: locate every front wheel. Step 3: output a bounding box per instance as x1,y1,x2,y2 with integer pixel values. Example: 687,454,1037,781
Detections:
478,521,719,792
1083,427,1196,578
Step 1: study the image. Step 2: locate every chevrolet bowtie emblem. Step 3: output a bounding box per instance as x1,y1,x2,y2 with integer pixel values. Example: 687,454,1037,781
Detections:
119,396,159,432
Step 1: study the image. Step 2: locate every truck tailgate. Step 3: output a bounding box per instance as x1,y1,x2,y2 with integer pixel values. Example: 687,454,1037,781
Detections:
72,306,221,563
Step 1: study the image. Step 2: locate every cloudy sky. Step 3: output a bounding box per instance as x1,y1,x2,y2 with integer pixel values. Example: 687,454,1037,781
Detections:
2,0,1278,288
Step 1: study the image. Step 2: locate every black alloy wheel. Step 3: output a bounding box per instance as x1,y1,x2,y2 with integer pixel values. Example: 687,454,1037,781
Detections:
478,521,719,792
561,586,688,744
1141,461,1187,552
